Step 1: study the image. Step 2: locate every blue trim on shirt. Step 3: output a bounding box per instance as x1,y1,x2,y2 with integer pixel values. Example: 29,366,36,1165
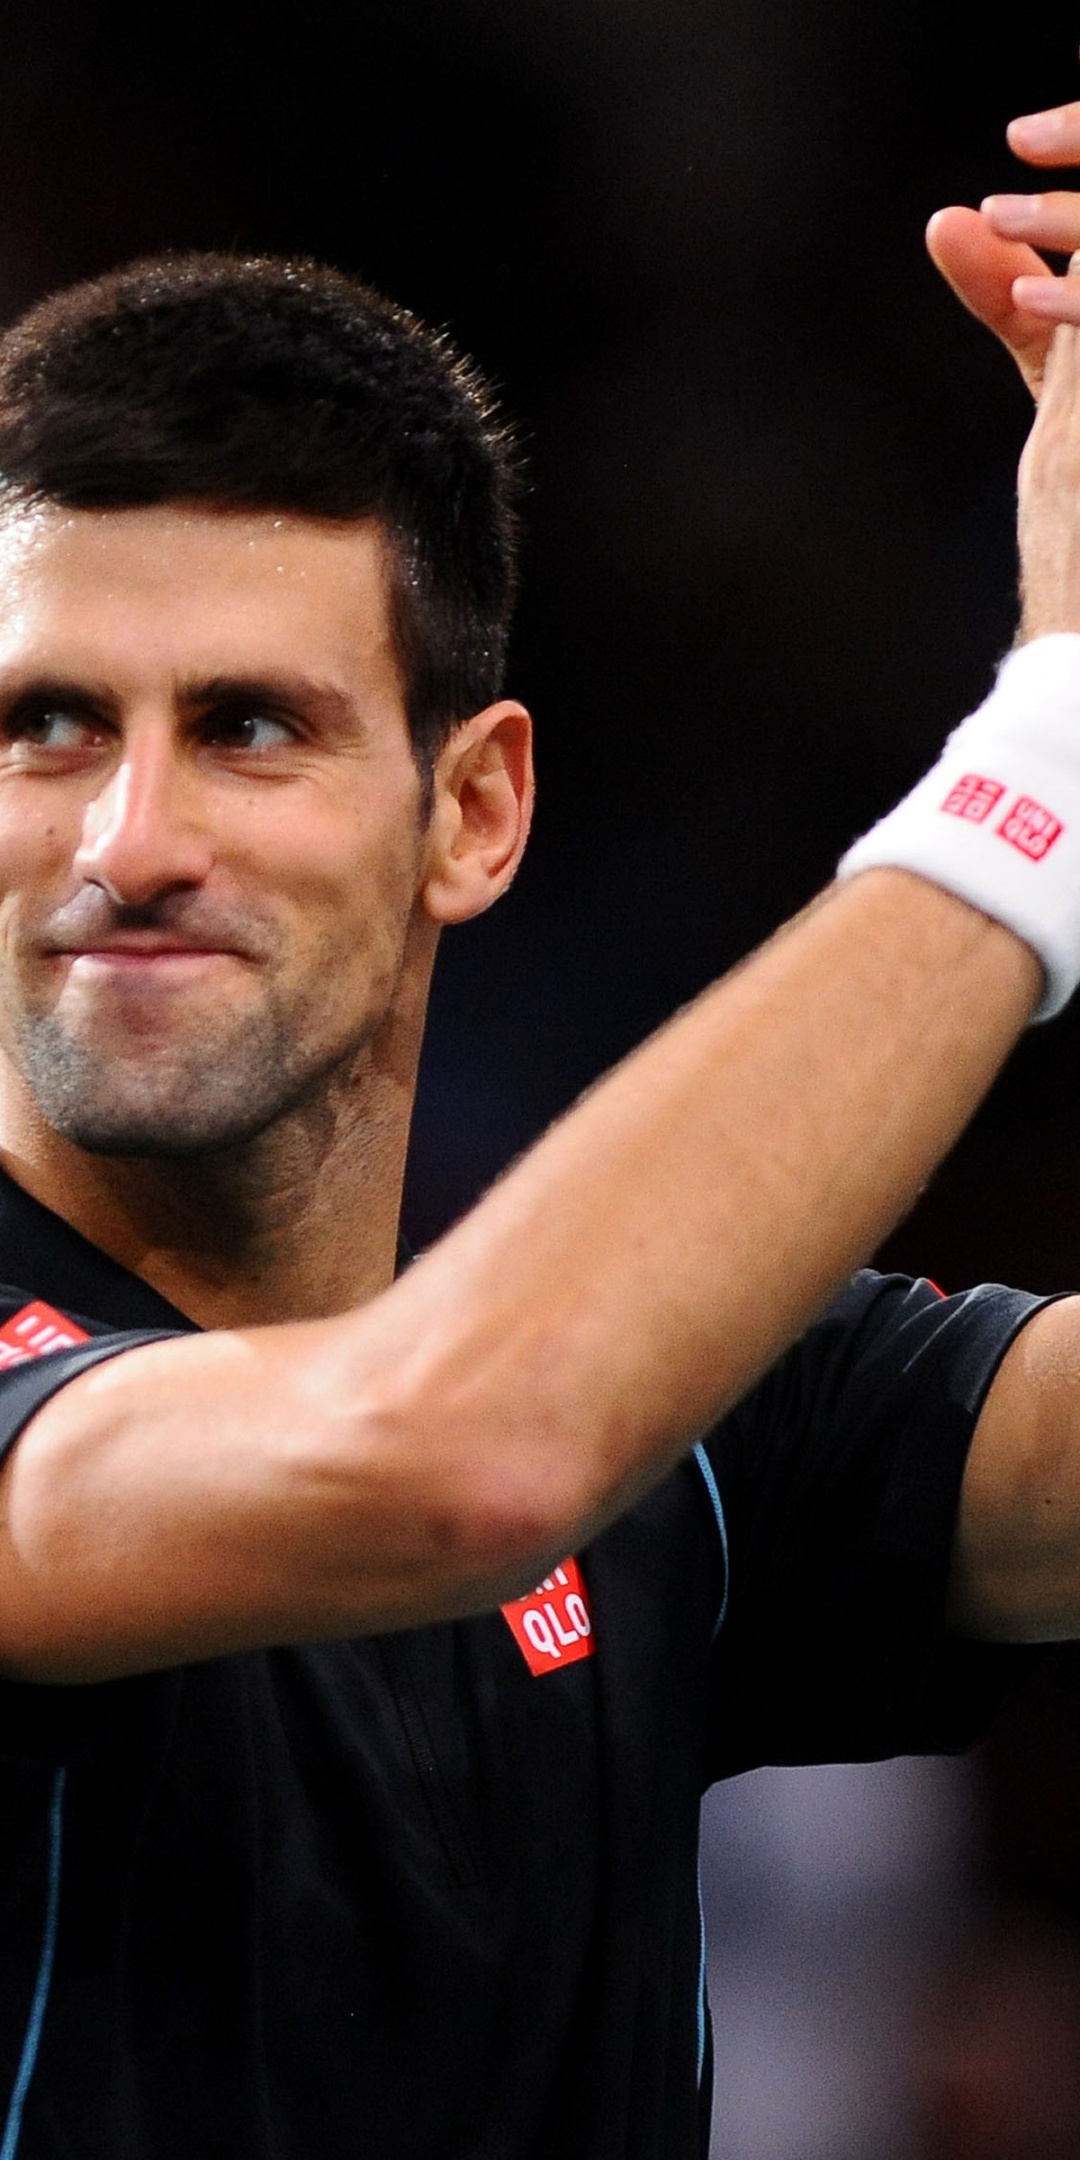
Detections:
692,1446,726,2094
696,1865,708,2087
1,1767,66,2160
692,1442,730,1639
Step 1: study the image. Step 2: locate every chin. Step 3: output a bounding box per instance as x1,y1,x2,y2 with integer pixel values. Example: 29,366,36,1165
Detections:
48,1100,287,1159
11,1011,314,1158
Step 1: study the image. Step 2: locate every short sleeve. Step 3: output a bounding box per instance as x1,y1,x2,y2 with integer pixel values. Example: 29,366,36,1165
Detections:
0,1281,183,1472
0,1293,185,1761
702,1271,1054,1781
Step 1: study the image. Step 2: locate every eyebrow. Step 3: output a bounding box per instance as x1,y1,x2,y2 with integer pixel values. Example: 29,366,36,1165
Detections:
175,675,361,730
0,670,362,732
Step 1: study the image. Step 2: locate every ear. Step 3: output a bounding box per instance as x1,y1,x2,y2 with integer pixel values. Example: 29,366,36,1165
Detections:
421,701,534,925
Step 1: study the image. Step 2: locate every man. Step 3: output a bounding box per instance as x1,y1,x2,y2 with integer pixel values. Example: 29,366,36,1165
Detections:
0,96,1079,2158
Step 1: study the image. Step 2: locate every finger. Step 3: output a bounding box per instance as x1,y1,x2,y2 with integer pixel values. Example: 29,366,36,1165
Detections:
1012,268,1080,327
1008,101,1080,167
983,190,1080,251
927,206,1056,397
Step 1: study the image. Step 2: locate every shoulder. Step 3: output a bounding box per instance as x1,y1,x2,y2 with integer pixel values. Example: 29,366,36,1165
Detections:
712,1268,1051,1476
696,1269,1052,1653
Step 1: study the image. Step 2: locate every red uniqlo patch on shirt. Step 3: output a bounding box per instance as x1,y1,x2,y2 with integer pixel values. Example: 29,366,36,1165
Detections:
996,795,1064,861
501,1557,595,1676
940,773,1005,823
0,1299,90,1370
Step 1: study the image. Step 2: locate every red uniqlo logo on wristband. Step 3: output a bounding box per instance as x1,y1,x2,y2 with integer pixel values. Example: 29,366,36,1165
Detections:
501,1557,595,1676
996,796,1064,861
0,1299,89,1369
940,774,1006,823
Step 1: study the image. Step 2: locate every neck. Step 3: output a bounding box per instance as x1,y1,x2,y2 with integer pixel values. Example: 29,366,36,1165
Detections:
0,1021,422,1329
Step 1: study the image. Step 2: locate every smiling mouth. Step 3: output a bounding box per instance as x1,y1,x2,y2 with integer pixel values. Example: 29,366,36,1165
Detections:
58,947,244,974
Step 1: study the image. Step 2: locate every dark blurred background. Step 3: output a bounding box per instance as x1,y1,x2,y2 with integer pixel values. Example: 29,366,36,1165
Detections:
10,3,1080,2152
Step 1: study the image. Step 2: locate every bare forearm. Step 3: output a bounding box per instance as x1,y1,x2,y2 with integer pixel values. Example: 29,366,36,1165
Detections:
421,870,1036,1468
0,867,1038,1682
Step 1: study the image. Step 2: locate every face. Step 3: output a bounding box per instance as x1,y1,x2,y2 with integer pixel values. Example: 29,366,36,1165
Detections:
0,503,436,1156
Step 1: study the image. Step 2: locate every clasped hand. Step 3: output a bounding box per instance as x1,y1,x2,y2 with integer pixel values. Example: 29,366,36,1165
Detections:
931,90,1080,397
932,82,1080,637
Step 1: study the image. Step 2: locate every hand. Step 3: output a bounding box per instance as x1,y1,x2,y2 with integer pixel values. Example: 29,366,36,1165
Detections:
928,96,1080,400
1017,306,1080,637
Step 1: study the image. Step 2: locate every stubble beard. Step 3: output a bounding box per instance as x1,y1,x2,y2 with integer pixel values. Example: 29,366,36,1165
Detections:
9,996,340,1158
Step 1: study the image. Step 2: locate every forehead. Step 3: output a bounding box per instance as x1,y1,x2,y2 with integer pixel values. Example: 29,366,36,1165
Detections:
0,503,401,696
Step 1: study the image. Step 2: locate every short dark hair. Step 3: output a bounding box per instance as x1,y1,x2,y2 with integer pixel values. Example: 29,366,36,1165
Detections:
0,252,522,774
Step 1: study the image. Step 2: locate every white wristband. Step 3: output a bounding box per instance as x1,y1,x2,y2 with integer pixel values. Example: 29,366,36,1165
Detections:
837,634,1080,1020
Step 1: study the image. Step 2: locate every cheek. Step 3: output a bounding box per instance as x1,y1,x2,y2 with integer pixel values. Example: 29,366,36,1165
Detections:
0,808,74,1045
0,796,77,932
276,808,426,988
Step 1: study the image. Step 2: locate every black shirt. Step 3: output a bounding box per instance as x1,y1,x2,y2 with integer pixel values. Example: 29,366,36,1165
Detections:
0,1170,1049,2159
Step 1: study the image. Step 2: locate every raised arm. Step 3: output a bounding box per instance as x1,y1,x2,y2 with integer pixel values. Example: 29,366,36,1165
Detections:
0,872,1039,1683
950,291,1080,1643
926,83,1080,1637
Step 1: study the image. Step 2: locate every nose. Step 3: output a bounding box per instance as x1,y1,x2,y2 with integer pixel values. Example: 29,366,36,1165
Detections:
73,722,215,908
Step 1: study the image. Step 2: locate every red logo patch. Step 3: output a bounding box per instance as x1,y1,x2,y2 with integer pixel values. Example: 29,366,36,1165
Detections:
0,1299,89,1369
996,795,1064,861
940,773,1006,824
501,1557,595,1676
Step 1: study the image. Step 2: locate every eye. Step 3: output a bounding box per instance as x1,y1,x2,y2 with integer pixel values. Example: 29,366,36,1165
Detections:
202,705,296,754
1,702,105,756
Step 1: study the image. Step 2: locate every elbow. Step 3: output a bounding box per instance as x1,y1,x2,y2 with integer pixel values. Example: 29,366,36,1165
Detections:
354,1369,599,1614
436,1460,585,1603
